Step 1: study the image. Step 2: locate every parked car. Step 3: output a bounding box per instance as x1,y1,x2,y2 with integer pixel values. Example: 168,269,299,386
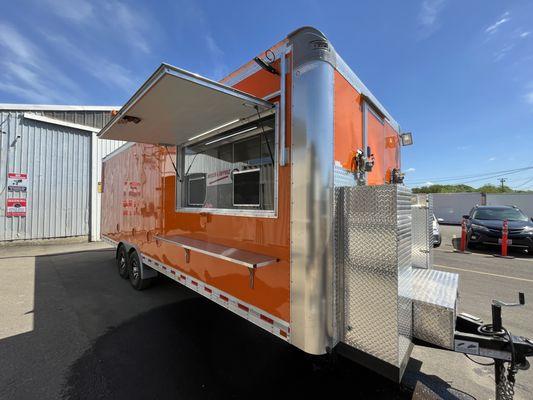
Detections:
432,214,442,247
464,205,533,252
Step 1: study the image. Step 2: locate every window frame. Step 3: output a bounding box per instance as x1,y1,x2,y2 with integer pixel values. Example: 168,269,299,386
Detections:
175,107,278,218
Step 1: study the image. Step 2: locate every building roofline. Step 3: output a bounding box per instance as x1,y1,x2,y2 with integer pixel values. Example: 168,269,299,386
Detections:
0,104,121,111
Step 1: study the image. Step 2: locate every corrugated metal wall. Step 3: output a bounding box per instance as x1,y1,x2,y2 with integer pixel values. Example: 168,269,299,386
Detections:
39,110,113,129
0,110,124,242
0,111,90,241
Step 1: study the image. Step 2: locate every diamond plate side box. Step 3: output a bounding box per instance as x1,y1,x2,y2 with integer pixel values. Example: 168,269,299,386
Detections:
411,268,458,349
335,185,413,380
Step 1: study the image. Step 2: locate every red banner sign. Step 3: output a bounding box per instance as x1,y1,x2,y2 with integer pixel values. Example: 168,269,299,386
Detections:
6,198,27,217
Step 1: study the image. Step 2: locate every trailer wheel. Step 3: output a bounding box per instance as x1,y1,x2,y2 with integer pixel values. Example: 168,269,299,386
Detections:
116,245,129,279
127,250,152,290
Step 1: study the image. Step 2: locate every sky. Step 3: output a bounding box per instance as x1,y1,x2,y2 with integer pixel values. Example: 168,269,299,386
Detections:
0,0,532,189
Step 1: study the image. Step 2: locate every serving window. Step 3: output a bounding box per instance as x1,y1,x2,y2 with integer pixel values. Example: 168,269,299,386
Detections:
178,113,277,215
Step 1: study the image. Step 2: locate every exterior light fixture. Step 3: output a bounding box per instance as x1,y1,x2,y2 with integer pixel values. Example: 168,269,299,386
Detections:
400,132,413,146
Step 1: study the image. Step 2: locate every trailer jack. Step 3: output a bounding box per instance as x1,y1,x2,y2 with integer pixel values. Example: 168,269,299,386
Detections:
416,292,533,400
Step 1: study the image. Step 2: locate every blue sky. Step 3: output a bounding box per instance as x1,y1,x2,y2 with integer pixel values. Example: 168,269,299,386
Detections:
1,0,532,189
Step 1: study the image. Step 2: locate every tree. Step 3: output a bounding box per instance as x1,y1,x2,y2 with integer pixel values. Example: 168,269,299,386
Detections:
411,183,529,193
477,184,513,193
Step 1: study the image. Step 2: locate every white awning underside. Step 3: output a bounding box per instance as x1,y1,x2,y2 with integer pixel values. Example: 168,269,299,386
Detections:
98,64,274,145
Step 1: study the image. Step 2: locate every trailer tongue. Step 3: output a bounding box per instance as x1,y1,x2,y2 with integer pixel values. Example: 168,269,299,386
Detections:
98,26,533,399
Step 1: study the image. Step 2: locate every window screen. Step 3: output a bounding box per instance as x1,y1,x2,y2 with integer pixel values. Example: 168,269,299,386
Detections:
187,175,206,206
233,169,260,206
180,115,275,211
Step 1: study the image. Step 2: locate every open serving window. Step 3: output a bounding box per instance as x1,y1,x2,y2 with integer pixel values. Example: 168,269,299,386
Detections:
177,112,277,216
98,63,278,217
98,63,274,145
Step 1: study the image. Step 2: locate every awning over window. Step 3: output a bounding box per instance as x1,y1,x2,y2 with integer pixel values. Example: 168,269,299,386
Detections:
98,64,274,145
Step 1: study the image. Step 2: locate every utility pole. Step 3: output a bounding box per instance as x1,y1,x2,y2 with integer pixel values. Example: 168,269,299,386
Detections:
499,177,506,192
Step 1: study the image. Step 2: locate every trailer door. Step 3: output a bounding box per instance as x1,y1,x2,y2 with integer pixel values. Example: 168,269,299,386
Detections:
98,63,274,145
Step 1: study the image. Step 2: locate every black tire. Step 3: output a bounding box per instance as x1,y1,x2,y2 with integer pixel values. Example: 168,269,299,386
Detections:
467,242,477,250
116,245,129,279
127,250,151,290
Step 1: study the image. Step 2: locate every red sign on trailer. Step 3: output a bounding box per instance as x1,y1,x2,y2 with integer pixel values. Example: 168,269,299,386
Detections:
6,198,27,217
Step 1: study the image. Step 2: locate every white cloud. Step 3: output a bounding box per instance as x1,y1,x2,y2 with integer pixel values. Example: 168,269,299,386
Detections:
43,0,153,54
45,0,94,22
525,91,533,105
42,33,137,93
493,44,514,62
485,12,511,34
405,167,416,173
425,181,434,186
457,145,471,151
418,0,446,38
0,23,38,67
520,31,530,38
103,1,151,54
488,157,496,161
173,1,229,80
204,33,228,79
0,23,81,103
419,0,445,27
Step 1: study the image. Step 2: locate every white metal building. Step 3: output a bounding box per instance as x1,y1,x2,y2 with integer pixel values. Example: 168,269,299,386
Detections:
0,104,124,243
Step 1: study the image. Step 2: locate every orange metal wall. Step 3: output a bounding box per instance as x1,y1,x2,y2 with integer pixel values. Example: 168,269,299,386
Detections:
102,55,292,322
334,72,363,170
333,71,400,184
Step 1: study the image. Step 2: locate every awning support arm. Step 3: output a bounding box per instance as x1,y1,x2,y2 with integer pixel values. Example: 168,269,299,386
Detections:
164,145,181,182
255,106,275,165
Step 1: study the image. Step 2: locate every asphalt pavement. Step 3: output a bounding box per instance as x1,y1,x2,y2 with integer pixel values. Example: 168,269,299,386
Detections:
0,228,532,400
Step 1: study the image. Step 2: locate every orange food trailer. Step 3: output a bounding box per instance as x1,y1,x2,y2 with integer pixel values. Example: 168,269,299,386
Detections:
99,27,533,393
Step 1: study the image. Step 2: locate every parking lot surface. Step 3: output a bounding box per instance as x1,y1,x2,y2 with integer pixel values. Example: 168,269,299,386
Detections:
0,227,532,400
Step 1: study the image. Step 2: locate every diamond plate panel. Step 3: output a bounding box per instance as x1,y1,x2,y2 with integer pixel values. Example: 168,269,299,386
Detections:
411,195,434,269
336,185,413,374
411,268,458,349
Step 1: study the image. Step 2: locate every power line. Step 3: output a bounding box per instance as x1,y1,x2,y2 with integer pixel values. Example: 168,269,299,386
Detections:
513,176,533,189
409,166,533,185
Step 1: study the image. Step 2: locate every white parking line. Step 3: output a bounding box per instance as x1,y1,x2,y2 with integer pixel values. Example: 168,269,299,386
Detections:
434,264,533,283
434,247,533,262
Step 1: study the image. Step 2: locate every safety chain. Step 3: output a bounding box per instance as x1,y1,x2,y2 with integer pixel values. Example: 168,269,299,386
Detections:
496,362,516,400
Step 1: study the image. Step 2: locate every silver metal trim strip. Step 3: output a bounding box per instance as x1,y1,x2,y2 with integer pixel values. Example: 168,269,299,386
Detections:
279,46,287,166
101,235,118,246
101,142,135,162
23,112,99,133
220,47,287,87
263,91,281,101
